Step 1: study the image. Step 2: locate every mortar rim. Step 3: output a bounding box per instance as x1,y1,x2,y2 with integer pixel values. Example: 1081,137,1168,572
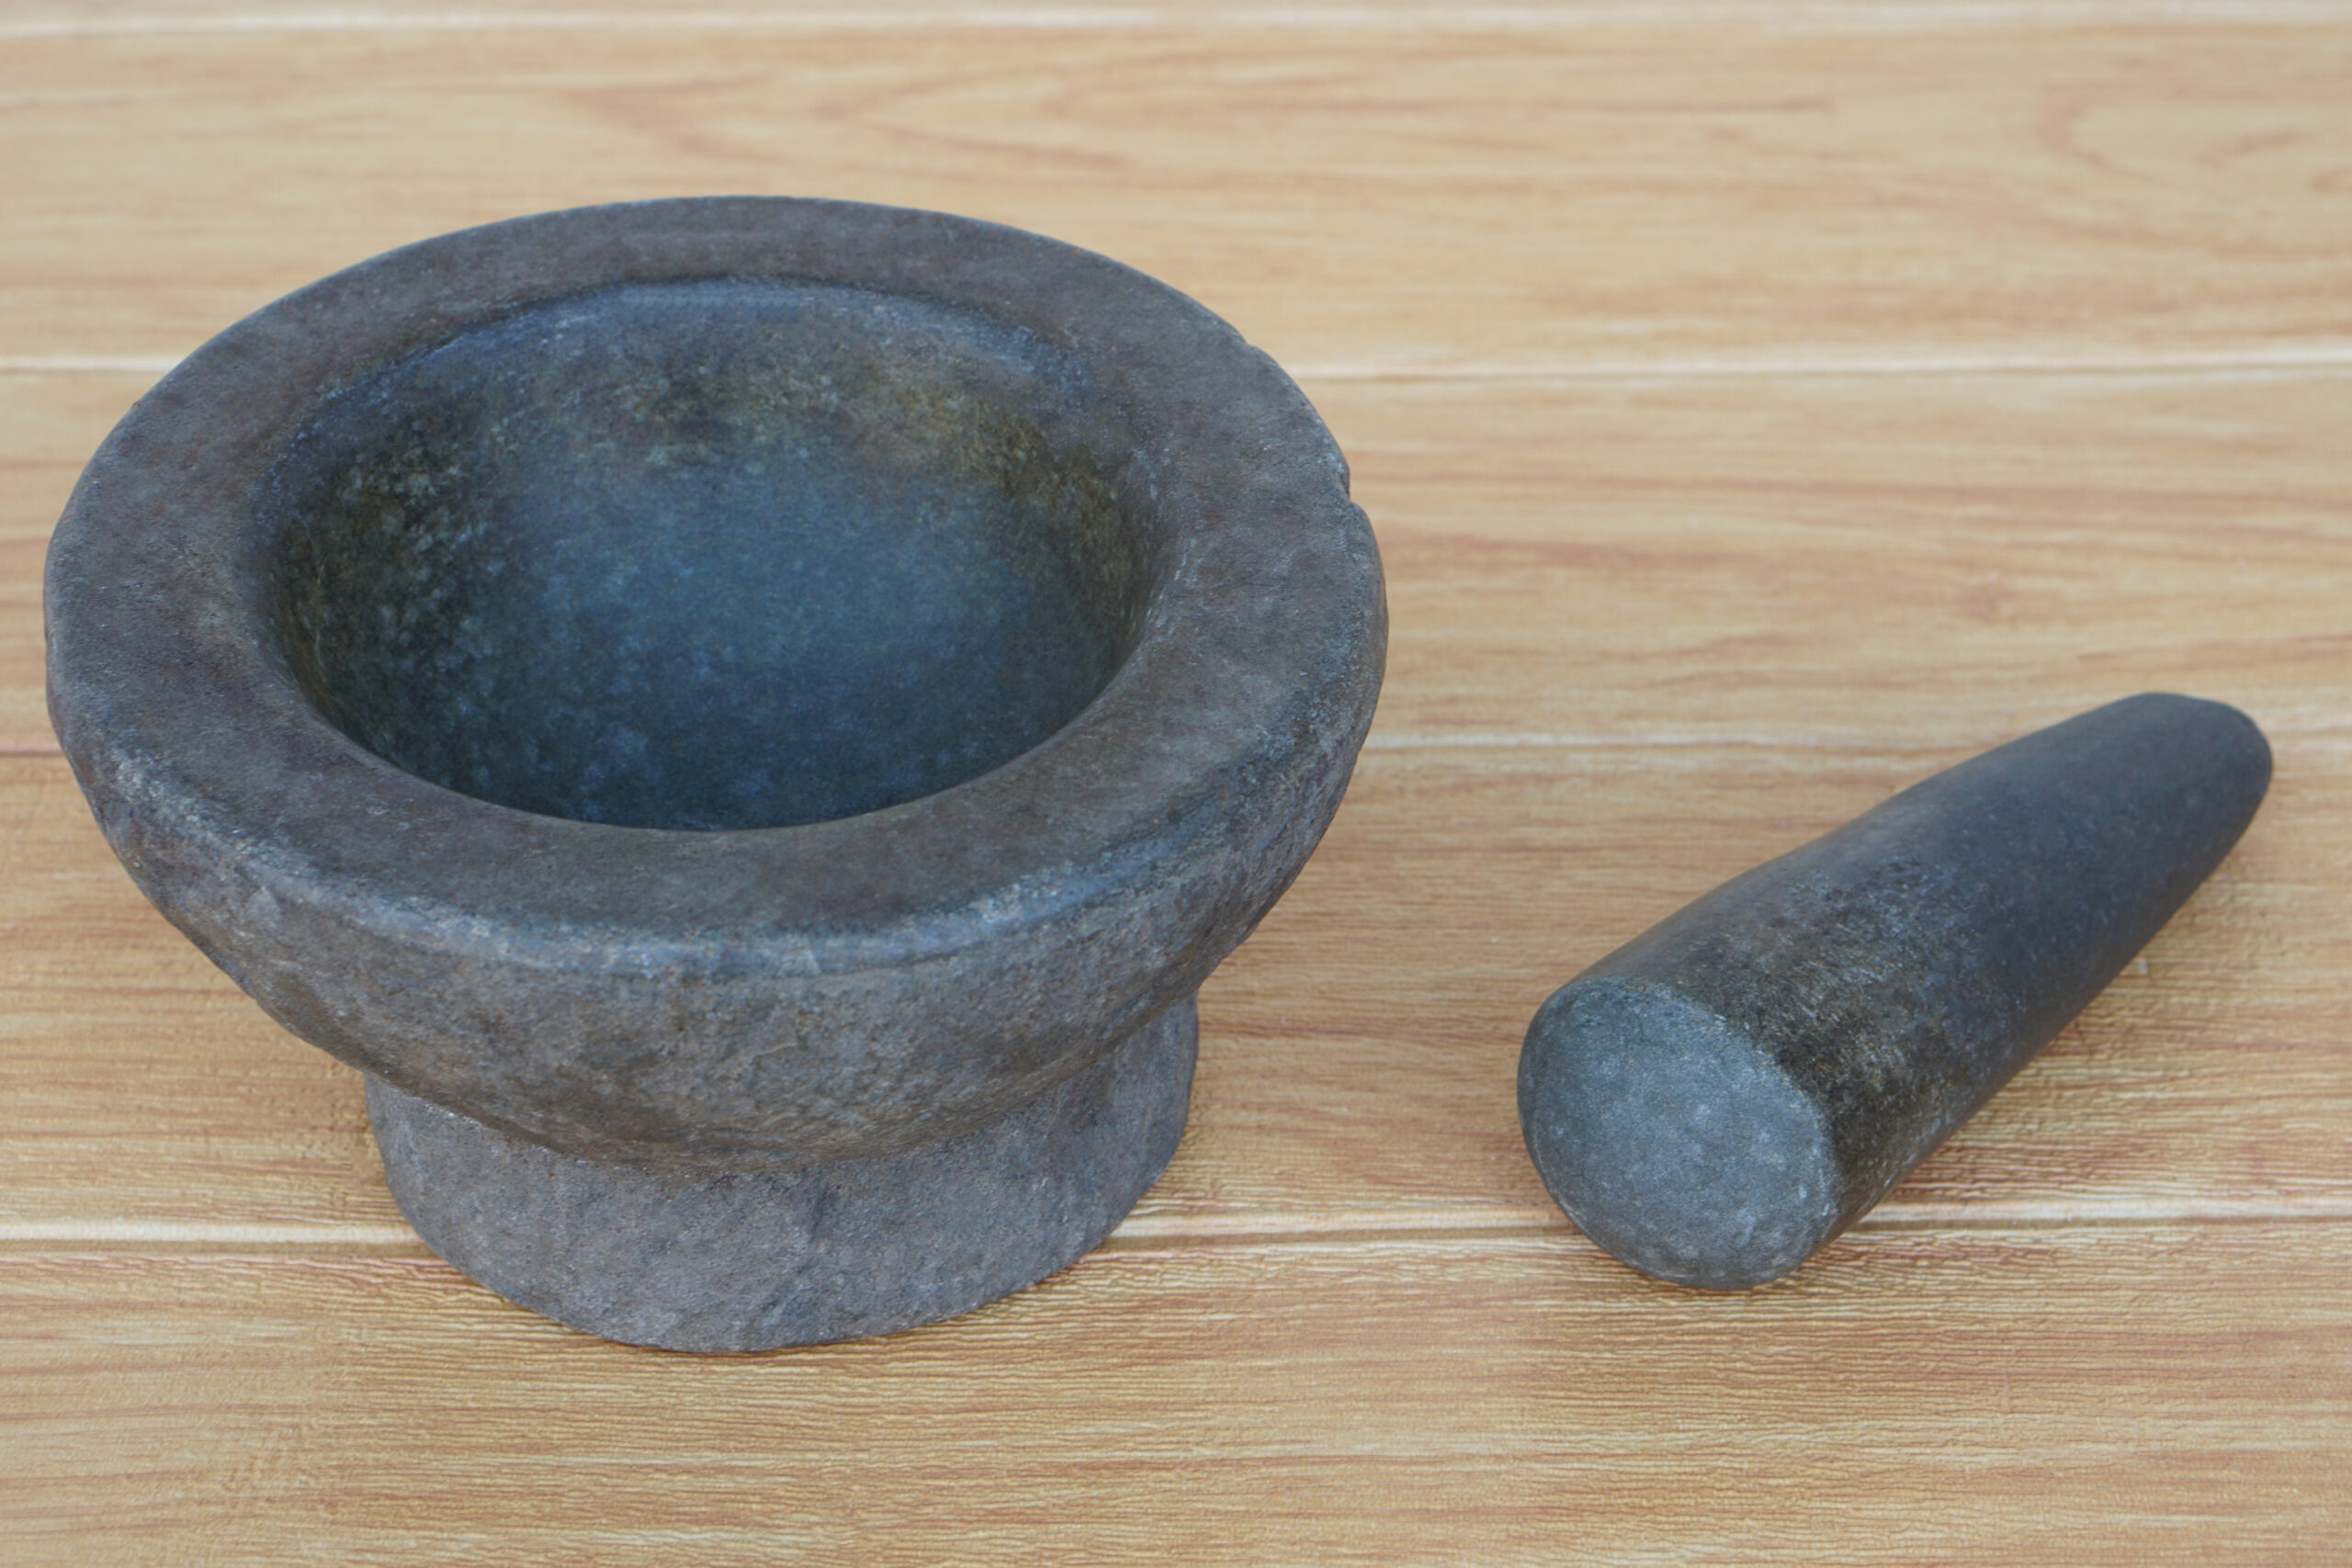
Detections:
44,197,1385,1160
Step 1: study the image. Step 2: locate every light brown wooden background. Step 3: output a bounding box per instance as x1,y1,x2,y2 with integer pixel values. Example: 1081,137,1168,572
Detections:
6,3,2349,1562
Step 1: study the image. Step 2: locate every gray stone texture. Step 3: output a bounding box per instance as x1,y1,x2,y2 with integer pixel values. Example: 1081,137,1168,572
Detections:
47,198,1385,1347
1521,694,2270,1291
371,999,1197,1351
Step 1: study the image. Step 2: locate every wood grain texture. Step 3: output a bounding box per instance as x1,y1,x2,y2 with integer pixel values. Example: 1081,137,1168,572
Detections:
2,20,2347,368
6,1225,2349,1566
6,5,2350,1562
25,0,2352,21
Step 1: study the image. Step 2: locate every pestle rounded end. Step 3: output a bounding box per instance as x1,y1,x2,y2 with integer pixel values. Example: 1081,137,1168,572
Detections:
1520,979,1840,1290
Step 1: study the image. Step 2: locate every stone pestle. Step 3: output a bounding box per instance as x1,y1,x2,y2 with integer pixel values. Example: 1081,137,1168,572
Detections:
1518,693,2271,1290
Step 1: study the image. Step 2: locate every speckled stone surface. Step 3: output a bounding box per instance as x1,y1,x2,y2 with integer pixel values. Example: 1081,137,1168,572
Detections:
46,198,1385,1347
371,999,1197,1351
1520,694,2270,1291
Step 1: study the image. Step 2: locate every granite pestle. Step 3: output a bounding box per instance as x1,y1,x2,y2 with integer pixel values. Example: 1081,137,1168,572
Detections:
1519,693,2271,1290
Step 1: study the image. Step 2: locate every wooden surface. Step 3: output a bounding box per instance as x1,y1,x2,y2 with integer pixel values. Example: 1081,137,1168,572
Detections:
5,4,2350,1562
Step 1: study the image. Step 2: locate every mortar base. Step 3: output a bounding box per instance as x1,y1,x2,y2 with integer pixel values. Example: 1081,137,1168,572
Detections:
368,998,1196,1351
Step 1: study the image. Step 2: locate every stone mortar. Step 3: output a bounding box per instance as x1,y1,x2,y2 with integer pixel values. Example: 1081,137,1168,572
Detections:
45,197,1386,1349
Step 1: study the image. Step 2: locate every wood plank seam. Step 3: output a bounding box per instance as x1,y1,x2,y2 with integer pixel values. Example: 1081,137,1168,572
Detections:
8,1200,2352,1259
15,351,2352,379
12,4,2352,44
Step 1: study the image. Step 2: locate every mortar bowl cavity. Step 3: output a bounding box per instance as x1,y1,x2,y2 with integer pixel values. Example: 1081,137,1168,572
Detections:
264,280,1153,833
